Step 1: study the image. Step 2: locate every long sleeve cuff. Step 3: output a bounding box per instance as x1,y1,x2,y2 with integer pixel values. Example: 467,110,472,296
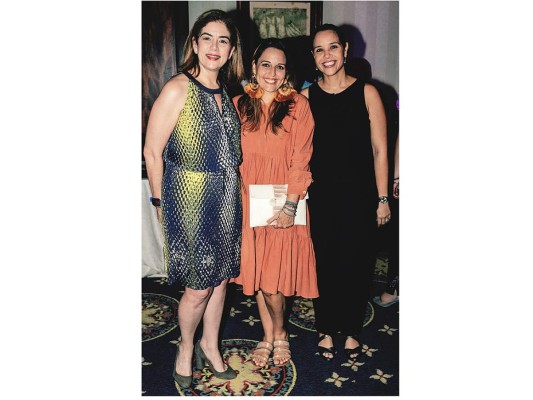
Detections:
287,171,313,197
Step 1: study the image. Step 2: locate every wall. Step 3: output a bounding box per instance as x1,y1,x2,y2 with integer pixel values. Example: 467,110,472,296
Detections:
188,1,399,94
142,1,179,158
323,1,399,93
189,1,236,22
141,1,189,172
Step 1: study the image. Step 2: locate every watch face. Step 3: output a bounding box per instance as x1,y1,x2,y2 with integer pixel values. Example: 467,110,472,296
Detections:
151,197,161,207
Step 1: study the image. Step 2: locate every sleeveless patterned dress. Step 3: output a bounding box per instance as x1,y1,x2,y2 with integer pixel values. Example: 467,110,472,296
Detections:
161,71,242,289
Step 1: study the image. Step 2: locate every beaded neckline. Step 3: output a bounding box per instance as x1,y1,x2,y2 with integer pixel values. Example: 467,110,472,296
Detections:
182,70,222,94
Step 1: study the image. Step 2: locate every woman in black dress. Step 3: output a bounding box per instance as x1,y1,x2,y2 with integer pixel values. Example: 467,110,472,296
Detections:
301,24,391,360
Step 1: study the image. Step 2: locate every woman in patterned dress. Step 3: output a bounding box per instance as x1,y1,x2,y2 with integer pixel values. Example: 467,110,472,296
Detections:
230,38,318,367
143,10,244,388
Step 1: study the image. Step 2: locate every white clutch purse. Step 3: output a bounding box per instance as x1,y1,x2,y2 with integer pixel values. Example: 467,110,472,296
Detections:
249,184,309,227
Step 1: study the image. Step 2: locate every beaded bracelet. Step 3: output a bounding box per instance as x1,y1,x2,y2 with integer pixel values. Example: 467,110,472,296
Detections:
282,202,297,216
282,208,296,218
283,204,297,213
283,203,297,210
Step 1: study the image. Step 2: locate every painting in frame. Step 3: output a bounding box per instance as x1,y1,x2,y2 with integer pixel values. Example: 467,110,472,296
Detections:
237,1,323,39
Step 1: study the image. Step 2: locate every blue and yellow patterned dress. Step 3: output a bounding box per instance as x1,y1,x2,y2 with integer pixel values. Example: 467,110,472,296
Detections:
161,71,242,289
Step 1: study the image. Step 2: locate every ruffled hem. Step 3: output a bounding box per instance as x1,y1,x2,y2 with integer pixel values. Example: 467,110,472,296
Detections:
230,224,319,298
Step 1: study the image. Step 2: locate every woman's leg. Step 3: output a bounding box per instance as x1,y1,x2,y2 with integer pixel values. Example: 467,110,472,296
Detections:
256,290,274,342
248,291,275,367
175,286,213,376
262,291,286,340
198,279,230,372
262,291,290,365
336,205,377,347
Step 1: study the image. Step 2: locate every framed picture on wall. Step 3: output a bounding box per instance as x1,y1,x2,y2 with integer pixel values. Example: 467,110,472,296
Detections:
237,1,322,39
236,1,322,89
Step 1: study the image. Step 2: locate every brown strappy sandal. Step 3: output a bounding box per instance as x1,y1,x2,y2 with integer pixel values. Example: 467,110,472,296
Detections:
250,341,273,367
272,339,291,366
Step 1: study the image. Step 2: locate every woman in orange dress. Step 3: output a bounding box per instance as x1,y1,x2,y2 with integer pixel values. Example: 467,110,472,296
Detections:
230,38,317,367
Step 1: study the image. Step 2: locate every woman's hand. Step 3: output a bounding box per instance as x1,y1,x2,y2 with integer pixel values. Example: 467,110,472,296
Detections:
156,207,162,223
376,202,391,227
266,210,295,229
393,178,399,199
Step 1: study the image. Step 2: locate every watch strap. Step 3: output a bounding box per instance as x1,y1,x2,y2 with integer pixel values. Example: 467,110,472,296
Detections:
378,196,389,204
149,197,161,207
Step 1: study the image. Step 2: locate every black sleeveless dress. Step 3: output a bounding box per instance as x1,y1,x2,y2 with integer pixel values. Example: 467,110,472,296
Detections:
308,79,378,338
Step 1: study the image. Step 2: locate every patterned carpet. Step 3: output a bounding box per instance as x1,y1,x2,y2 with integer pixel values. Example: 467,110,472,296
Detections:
142,254,399,396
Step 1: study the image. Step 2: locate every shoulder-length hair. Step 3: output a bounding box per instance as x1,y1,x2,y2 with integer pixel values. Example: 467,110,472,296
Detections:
179,9,244,84
237,38,296,135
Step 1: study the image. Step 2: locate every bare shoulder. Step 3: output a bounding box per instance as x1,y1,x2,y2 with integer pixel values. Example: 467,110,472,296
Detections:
363,82,380,99
363,83,385,116
159,73,189,101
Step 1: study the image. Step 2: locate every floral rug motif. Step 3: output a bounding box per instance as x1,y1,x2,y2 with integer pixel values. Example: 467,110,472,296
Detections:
142,264,399,397
176,338,296,396
142,293,179,342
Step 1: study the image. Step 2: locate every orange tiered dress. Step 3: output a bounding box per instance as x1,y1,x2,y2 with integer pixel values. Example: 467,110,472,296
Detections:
230,94,318,298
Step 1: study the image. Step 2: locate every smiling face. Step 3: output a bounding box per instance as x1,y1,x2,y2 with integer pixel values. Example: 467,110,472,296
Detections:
252,47,287,95
192,21,235,73
312,29,349,77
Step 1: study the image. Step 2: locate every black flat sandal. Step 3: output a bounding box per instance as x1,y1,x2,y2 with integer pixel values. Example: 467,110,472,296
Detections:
317,333,336,360
344,335,362,359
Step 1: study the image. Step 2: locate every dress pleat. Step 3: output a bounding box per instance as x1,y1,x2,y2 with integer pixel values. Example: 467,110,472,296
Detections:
230,94,318,298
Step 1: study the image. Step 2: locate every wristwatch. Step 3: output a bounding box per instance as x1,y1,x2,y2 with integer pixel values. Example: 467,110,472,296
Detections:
378,196,389,204
150,197,161,207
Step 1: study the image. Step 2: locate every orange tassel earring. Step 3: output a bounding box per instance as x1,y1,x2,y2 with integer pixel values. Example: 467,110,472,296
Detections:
244,74,264,99
275,82,297,102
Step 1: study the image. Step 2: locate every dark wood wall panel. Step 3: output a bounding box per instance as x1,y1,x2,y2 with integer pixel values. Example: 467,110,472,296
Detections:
142,1,188,165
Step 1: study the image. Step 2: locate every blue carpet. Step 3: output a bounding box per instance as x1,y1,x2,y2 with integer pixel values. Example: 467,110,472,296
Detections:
142,257,399,396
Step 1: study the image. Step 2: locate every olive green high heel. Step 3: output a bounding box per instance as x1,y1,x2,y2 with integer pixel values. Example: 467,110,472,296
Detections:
194,341,237,379
172,345,193,388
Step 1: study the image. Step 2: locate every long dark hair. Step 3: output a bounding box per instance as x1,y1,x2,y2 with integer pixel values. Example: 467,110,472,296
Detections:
237,38,296,135
179,9,244,84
